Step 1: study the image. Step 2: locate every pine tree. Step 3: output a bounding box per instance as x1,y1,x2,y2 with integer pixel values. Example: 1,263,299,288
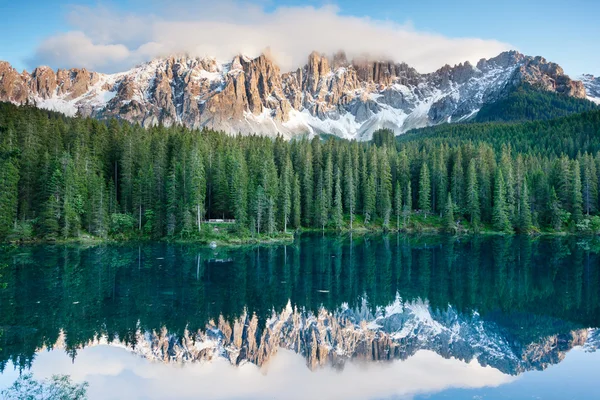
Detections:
364,174,376,224
255,185,266,235
302,150,313,226
443,193,455,233
324,153,333,214
41,168,63,238
548,187,564,230
190,147,206,233
450,149,464,213
267,196,275,236
582,154,598,216
432,147,447,215
315,170,328,231
344,155,355,230
166,165,178,236
0,150,19,239
379,151,393,228
292,174,301,229
571,160,583,223
500,147,516,223
403,180,412,229
465,159,480,226
394,182,402,231
333,168,343,230
279,155,292,232
519,180,533,233
492,170,511,233
418,162,431,217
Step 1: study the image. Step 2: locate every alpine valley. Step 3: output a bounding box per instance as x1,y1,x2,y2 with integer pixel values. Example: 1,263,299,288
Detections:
1,50,598,140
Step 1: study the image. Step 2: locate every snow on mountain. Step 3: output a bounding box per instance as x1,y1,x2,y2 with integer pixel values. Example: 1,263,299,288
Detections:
0,51,588,140
47,296,594,375
580,74,600,104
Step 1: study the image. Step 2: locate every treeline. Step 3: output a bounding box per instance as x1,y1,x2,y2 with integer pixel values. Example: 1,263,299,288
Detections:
474,84,598,123
2,103,600,240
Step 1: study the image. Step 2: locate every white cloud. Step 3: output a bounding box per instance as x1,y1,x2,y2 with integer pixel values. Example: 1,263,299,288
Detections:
29,1,513,74
0,346,515,400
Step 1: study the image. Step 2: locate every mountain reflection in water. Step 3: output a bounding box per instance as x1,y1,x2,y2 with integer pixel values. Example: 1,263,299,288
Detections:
1,234,599,384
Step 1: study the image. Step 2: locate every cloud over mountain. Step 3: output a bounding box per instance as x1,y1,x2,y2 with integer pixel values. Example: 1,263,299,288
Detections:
29,1,513,73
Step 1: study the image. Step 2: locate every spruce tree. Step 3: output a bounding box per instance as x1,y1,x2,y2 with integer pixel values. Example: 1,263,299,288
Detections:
548,187,564,230
0,152,19,239
492,170,511,233
292,174,302,229
443,193,455,233
403,180,412,229
466,159,480,226
190,147,206,233
380,152,393,228
571,160,583,223
394,182,402,231
364,174,376,224
344,155,355,230
418,162,431,217
519,180,533,233
333,168,343,230
279,156,292,233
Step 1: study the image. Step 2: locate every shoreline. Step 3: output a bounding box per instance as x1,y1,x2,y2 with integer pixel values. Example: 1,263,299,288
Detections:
3,225,597,248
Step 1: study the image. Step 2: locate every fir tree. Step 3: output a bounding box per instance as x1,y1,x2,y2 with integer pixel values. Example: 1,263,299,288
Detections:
333,168,343,230
571,160,583,223
403,180,412,229
394,182,402,231
519,180,533,232
344,155,355,230
466,159,480,226
443,193,455,233
418,162,431,217
492,170,511,233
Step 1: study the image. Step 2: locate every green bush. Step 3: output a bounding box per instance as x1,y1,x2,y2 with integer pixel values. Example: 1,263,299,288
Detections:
109,213,136,236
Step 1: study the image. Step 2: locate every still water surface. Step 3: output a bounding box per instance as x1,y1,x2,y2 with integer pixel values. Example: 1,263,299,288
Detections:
1,234,599,399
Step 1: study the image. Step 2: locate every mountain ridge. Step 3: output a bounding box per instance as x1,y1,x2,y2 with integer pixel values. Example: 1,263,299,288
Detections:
0,50,592,140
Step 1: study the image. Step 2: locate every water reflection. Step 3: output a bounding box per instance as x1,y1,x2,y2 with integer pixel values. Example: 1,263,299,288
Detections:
0,234,599,378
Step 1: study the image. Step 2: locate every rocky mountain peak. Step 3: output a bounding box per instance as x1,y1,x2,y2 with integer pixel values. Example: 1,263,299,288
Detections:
0,50,593,139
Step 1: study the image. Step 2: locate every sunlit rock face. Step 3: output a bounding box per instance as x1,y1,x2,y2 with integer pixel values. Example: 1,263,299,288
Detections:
0,50,589,140
54,297,593,375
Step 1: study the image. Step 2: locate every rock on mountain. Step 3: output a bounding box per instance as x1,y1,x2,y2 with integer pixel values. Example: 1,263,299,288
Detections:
580,74,600,104
0,51,588,140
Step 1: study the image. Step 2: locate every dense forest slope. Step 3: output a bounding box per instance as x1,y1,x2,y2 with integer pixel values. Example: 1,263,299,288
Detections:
474,84,598,123
2,102,600,242
400,110,600,157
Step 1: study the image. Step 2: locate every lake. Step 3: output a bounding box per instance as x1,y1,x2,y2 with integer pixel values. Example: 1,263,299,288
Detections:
1,234,599,399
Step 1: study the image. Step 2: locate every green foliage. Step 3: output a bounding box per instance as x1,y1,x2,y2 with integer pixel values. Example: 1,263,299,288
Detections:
475,84,598,123
418,162,431,216
110,213,136,237
371,128,396,149
2,102,600,239
493,170,512,233
401,110,600,159
443,193,456,233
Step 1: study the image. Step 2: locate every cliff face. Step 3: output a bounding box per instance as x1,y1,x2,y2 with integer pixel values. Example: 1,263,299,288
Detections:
0,50,590,140
53,298,594,375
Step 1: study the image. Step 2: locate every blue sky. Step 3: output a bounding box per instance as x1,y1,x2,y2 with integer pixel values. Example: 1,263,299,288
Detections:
1,0,599,75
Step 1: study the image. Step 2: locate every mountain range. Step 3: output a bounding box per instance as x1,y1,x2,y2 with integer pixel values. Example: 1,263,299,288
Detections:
48,297,595,375
0,50,598,140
